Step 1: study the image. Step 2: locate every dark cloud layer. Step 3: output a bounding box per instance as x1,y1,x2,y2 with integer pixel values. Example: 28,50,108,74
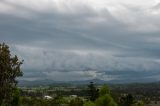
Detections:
1,0,160,82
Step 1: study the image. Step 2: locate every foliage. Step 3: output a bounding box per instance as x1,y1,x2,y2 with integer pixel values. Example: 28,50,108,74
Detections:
95,94,117,106
21,97,32,106
95,85,117,106
88,82,99,101
85,84,117,106
99,85,110,96
69,97,83,106
21,97,50,106
0,43,23,105
119,94,134,106
83,101,95,106
11,88,21,106
51,96,68,106
132,101,144,106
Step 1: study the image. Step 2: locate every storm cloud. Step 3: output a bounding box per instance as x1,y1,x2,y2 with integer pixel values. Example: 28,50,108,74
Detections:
1,0,160,82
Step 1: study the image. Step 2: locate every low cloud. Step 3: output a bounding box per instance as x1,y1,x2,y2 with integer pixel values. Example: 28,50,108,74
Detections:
1,0,160,81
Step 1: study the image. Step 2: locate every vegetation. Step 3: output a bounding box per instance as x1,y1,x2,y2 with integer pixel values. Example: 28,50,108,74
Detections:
119,94,134,106
84,101,95,106
88,82,99,101
0,43,23,105
95,85,117,106
69,97,83,106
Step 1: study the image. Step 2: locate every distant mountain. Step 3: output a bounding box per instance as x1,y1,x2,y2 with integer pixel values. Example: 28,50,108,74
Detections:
18,78,106,87
18,79,56,87
69,78,106,85
18,78,159,87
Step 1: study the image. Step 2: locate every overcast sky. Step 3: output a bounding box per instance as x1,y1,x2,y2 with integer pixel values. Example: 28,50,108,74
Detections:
1,0,160,82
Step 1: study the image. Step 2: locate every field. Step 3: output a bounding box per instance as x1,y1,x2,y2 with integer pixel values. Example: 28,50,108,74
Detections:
18,82,160,106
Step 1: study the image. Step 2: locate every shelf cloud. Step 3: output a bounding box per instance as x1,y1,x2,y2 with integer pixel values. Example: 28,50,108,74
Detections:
1,0,160,81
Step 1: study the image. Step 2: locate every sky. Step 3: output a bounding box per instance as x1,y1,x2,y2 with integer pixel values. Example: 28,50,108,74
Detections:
1,0,160,82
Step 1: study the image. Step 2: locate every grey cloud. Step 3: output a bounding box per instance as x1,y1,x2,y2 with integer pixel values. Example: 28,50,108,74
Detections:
1,0,160,81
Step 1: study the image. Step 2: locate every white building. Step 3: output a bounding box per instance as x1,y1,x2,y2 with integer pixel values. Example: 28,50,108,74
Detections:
44,95,53,100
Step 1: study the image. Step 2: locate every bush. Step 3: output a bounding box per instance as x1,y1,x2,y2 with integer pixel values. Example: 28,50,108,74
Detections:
84,101,95,106
69,97,83,106
95,94,117,106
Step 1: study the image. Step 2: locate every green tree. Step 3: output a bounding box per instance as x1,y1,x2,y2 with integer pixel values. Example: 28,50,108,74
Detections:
119,94,134,106
95,94,117,106
69,97,83,106
88,82,99,101
99,85,110,96
0,43,23,105
84,85,117,106
51,96,68,106
95,85,117,106
11,88,21,106
83,101,95,106
21,97,32,106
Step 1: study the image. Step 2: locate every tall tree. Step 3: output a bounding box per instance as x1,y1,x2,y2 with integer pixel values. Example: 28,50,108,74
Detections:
11,88,21,106
84,85,117,106
88,82,99,101
95,85,117,106
0,43,23,105
119,94,134,106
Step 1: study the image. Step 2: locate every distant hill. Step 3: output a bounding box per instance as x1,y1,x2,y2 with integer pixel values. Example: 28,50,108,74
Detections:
18,78,159,87
18,78,106,87
18,79,55,87
69,78,106,85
